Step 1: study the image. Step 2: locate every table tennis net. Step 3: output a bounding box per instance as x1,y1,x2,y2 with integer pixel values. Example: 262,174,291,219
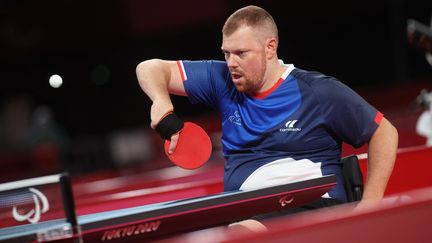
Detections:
0,173,77,242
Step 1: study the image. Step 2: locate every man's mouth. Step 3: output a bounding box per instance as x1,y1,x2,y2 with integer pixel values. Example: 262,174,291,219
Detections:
231,73,243,82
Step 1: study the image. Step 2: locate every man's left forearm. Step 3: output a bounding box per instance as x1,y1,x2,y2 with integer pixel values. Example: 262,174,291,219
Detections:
361,117,398,205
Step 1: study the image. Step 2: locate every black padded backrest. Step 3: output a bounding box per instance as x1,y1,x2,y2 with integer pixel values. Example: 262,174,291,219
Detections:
341,155,364,202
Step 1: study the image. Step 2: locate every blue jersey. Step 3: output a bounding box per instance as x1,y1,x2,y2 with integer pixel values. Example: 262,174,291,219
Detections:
178,60,382,202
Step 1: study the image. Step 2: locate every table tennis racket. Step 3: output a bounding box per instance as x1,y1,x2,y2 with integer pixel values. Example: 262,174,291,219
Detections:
164,122,212,169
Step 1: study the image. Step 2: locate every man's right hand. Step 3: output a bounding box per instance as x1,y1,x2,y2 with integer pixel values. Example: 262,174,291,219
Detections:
167,133,180,154
150,99,174,129
136,59,187,154
151,101,184,154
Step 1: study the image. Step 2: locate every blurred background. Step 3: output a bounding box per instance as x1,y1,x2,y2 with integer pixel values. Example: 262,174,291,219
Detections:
1,0,431,182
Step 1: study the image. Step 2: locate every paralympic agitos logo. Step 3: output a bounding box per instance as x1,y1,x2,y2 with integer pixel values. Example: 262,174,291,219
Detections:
12,188,50,224
279,194,294,207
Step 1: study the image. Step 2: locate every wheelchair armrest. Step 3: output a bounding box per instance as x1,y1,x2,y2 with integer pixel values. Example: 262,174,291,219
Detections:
341,155,364,202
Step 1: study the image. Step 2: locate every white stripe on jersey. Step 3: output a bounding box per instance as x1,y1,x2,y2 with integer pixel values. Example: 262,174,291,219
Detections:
278,60,295,80
179,61,188,81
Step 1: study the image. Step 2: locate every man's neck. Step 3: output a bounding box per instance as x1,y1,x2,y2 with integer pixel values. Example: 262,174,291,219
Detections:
260,59,287,92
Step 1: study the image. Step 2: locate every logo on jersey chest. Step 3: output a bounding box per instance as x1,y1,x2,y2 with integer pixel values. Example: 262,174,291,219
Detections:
228,111,242,126
280,120,301,132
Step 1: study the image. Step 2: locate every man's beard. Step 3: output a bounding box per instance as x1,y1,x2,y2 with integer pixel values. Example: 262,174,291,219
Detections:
235,58,267,95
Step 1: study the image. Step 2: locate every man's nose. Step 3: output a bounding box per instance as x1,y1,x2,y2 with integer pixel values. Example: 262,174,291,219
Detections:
226,55,238,68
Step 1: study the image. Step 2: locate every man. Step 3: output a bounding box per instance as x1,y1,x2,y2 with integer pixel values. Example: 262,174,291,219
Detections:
136,5,398,216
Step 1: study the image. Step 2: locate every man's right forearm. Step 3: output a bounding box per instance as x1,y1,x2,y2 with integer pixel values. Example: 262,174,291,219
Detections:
136,59,184,152
136,59,172,103
136,59,174,128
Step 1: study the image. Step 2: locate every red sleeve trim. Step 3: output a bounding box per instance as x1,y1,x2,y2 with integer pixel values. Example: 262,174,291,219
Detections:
176,60,186,81
374,111,383,125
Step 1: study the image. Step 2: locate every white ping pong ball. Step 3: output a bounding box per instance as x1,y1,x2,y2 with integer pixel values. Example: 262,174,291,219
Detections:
49,74,63,88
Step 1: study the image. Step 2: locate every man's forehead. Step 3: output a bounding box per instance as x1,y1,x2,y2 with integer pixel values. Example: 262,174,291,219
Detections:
223,25,255,38
223,26,256,44
222,26,263,50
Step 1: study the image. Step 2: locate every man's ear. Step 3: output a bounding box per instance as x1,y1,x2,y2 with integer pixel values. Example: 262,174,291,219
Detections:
265,37,278,59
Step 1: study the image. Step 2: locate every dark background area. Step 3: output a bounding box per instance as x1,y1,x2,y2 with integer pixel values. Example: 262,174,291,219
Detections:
0,0,431,178
1,0,432,136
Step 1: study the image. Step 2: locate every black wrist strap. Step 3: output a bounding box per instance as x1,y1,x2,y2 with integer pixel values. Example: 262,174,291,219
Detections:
155,112,184,140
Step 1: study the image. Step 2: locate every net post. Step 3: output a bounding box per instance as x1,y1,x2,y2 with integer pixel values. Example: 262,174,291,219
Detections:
60,173,82,242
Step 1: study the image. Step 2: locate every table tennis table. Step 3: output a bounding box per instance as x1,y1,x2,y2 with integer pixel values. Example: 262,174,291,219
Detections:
0,173,336,242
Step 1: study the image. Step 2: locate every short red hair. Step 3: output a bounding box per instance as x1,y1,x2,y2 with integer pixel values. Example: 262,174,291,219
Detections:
222,5,278,40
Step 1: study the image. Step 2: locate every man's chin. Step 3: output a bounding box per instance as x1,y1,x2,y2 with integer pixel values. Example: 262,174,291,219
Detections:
235,86,255,95
235,84,246,93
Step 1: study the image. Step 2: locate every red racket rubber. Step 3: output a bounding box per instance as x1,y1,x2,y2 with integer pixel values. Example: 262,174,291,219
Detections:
164,122,212,169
